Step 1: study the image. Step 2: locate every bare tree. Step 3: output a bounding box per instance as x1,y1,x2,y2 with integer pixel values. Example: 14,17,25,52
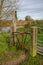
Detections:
0,0,19,20
0,0,20,46
0,0,4,19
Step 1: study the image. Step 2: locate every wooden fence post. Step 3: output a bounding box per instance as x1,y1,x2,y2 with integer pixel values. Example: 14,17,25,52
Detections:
21,33,25,49
30,26,37,57
10,11,16,46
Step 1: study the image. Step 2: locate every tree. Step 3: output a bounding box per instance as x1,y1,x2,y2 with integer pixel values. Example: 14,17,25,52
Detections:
25,16,33,21
0,0,19,20
0,0,4,19
0,0,20,46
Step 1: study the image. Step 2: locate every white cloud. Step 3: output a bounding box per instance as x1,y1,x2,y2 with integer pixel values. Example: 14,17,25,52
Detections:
17,0,43,20
2,0,43,20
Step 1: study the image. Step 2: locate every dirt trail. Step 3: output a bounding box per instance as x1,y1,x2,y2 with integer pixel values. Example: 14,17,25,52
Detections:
0,54,26,65
40,60,43,65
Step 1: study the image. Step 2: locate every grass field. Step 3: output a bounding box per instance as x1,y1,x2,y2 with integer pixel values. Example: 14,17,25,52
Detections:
0,25,43,65
19,55,43,65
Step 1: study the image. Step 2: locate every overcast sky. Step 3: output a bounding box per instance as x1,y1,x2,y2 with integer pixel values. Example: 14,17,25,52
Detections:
2,0,43,20
17,0,43,20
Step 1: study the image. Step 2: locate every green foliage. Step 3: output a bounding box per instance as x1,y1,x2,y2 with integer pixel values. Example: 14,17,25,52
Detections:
0,24,43,64
19,55,43,65
25,16,33,21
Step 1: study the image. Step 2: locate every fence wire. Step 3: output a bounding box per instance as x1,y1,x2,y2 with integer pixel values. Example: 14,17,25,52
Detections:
37,27,43,55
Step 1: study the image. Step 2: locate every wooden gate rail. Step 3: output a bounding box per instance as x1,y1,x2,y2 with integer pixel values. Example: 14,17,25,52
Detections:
12,32,30,34
10,32,31,49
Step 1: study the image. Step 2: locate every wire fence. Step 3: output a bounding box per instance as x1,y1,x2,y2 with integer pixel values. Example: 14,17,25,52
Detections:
38,27,43,30
37,45,43,56
37,27,43,55
37,40,43,44
38,34,43,36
